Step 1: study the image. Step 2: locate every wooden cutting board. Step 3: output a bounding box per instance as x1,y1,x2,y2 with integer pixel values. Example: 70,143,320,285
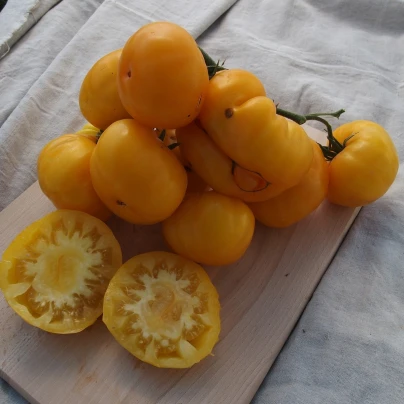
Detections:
0,124,360,404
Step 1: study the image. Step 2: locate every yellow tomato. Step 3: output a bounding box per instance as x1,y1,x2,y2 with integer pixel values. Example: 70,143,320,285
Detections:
327,121,399,207
177,122,289,202
185,169,209,193
198,69,313,190
249,140,329,227
103,251,220,368
79,49,131,130
162,191,255,266
90,119,187,224
118,22,209,129
161,128,208,193
38,133,111,221
0,210,122,334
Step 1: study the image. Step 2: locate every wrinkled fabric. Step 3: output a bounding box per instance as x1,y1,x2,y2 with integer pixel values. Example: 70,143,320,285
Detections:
1,0,404,403
0,0,60,59
0,0,103,127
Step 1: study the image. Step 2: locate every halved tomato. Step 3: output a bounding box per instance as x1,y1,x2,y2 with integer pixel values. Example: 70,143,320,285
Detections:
103,251,221,368
0,210,122,334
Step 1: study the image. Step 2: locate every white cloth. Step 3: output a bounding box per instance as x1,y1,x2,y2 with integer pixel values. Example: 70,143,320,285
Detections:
0,0,60,59
1,0,404,403
0,0,103,127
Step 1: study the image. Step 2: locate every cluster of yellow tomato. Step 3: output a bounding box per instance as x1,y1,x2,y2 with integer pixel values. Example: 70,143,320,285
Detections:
0,22,399,369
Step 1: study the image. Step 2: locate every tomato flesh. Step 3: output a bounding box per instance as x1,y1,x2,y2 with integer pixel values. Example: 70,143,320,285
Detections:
103,251,221,368
0,210,122,334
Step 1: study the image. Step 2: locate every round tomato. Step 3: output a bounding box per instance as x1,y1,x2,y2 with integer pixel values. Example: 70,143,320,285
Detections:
177,122,289,202
249,140,329,227
103,251,220,368
0,210,122,334
90,119,187,224
38,133,111,221
198,69,313,190
79,49,131,130
118,22,209,129
327,120,399,207
162,191,255,266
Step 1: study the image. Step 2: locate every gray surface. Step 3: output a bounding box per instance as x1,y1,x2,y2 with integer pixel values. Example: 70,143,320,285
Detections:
0,0,403,403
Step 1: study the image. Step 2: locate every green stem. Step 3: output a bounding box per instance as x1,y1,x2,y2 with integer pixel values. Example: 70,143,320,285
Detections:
306,109,345,119
276,108,347,160
305,115,345,159
276,108,307,125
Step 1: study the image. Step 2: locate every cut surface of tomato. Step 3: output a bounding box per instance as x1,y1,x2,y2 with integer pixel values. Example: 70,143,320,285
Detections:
103,251,221,368
0,210,122,334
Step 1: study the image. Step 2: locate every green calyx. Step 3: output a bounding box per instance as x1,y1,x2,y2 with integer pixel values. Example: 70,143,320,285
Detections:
199,47,227,79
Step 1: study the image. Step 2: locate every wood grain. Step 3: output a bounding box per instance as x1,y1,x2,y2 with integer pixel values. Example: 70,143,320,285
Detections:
0,125,360,404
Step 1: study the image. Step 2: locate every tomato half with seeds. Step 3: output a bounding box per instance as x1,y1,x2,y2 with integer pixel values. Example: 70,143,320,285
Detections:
0,210,122,334
249,140,329,227
198,69,313,190
90,119,187,225
103,251,220,368
162,191,255,266
118,22,209,129
327,120,399,207
79,49,131,130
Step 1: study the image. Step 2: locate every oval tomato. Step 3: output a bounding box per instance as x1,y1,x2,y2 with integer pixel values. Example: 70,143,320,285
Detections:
90,119,187,224
249,140,329,227
162,191,255,266
327,121,399,207
177,122,289,202
198,69,313,190
79,49,131,130
103,251,220,368
118,22,209,129
38,133,111,221
0,210,122,334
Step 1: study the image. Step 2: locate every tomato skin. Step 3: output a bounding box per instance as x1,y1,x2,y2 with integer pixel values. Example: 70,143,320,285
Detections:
249,140,329,227
90,119,187,225
198,69,313,189
37,134,111,221
79,49,131,130
328,120,399,207
161,128,209,193
162,191,255,266
177,122,288,202
185,169,209,193
0,210,122,334
103,251,220,368
118,22,209,129
75,123,100,142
